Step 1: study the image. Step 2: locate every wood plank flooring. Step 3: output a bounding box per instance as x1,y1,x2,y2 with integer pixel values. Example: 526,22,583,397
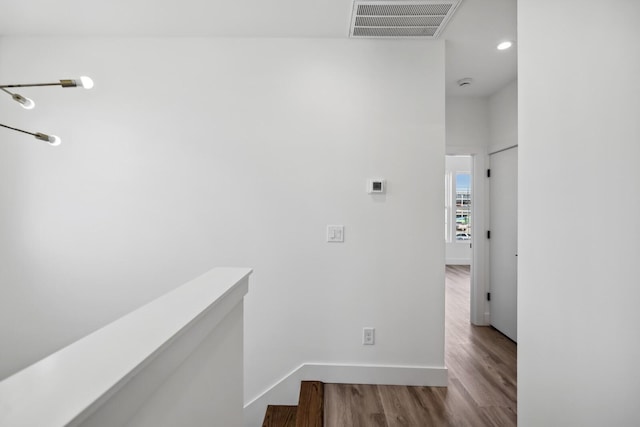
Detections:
262,405,297,427
296,381,324,427
262,381,324,427
325,265,517,426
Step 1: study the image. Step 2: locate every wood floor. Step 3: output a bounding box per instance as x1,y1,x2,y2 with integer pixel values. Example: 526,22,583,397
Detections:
262,381,324,427
324,265,517,426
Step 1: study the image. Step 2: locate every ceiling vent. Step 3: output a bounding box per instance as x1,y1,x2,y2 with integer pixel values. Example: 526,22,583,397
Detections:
349,0,462,39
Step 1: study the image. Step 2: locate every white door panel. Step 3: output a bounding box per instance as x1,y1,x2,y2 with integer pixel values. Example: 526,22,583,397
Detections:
489,147,518,342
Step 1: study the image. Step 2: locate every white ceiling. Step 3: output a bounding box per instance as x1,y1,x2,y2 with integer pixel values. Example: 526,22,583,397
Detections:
0,0,516,97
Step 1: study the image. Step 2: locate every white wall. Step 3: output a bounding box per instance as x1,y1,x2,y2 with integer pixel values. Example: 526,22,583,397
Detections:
446,96,490,150
489,79,517,153
0,37,446,411
87,304,245,427
519,1,640,425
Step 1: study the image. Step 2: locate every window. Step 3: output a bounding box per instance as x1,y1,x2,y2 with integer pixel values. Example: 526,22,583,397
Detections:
455,173,471,241
445,156,472,243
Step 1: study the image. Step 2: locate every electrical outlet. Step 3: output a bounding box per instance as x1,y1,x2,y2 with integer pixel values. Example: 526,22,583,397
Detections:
363,327,375,345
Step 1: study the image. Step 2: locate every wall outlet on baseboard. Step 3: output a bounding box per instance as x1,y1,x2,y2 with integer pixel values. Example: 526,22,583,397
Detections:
363,327,375,345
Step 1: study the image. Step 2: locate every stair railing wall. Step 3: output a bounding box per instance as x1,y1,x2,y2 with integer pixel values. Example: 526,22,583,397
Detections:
0,268,251,427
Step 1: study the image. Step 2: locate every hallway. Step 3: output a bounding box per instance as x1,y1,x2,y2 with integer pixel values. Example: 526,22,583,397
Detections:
444,264,517,425
324,266,517,426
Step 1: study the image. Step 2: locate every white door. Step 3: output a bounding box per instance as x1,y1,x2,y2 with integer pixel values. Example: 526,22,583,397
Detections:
489,147,518,342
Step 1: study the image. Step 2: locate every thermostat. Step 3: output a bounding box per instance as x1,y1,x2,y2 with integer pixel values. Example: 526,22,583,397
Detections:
367,179,386,194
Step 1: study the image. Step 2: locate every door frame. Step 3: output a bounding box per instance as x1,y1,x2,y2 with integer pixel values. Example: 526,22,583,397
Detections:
446,147,490,326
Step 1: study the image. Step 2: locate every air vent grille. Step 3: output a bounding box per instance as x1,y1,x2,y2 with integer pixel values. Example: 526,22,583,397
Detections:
356,4,452,16
354,27,438,37
350,0,462,39
355,16,444,27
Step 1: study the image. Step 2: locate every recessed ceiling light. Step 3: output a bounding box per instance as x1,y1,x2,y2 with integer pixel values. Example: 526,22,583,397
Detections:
497,41,513,50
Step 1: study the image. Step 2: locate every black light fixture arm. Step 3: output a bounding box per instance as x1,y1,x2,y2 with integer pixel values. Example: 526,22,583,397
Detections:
0,123,61,145
0,122,36,137
0,78,90,89
1,82,65,89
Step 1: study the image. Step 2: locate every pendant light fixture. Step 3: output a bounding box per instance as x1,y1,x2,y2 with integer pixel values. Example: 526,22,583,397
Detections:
0,76,94,146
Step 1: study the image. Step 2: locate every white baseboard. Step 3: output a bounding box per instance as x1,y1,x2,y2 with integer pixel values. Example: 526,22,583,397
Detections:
243,363,448,427
445,258,471,265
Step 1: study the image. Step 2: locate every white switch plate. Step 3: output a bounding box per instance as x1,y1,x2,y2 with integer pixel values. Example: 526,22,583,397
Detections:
327,225,344,242
367,179,386,194
363,327,375,345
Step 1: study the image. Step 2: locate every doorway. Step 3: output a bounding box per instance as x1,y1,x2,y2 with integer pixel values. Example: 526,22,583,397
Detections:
445,150,489,327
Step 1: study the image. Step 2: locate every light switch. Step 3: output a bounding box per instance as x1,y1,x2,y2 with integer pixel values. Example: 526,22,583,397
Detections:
327,225,344,242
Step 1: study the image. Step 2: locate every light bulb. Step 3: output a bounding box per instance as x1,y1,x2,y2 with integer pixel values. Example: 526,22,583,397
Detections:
48,135,62,146
12,93,35,109
35,133,62,146
79,76,94,89
21,98,35,109
497,41,513,51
